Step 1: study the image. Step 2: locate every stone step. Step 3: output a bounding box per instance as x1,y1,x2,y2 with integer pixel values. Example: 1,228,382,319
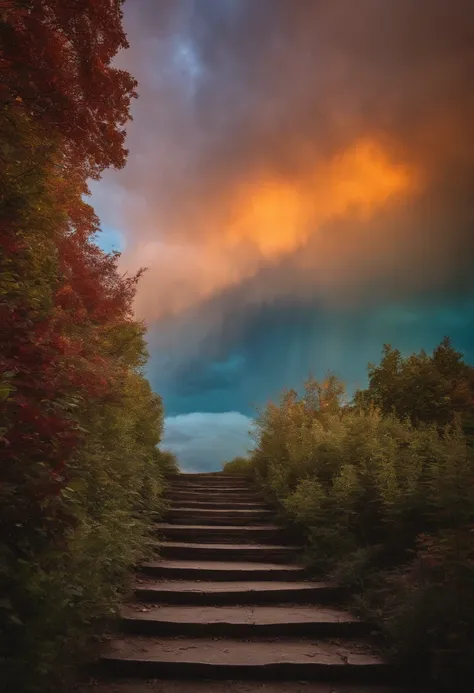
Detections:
168,490,263,503
171,485,253,493
121,604,372,638
168,473,250,482
167,486,262,502
76,681,413,693
170,499,269,510
140,559,308,581
158,541,302,563
100,635,390,682
155,524,284,544
169,479,257,494
166,508,272,525
132,579,340,605
169,478,252,489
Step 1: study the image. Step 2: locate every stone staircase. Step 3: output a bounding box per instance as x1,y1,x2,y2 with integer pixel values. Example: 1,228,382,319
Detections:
99,473,394,684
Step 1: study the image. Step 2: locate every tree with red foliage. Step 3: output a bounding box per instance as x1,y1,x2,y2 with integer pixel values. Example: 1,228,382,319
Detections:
0,5,170,689
0,0,139,515
0,0,138,177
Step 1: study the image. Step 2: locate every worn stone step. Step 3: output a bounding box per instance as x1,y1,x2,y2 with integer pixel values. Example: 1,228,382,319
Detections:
171,485,253,493
140,559,308,581
168,473,250,482
169,479,257,494
168,491,264,503
167,486,261,502
155,524,285,544
158,541,302,563
76,681,416,693
132,579,340,605
170,472,250,480
169,479,252,489
170,499,269,510
100,635,390,682
167,508,272,525
121,604,372,638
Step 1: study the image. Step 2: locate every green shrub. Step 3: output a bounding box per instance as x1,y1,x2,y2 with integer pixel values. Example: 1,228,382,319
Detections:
1,364,170,692
222,456,254,476
156,449,180,476
251,372,474,687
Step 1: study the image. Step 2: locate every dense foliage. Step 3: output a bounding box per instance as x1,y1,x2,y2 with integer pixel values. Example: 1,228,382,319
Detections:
0,0,137,177
238,342,474,689
355,337,474,440
222,455,253,476
0,2,169,690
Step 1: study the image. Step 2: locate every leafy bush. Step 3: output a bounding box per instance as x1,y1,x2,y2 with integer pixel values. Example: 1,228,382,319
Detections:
156,449,180,476
251,367,474,688
223,456,254,476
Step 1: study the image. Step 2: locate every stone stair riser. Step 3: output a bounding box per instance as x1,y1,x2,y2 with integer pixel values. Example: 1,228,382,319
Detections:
121,618,373,639
166,512,272,526
168,492,264,503
98,658,392,683
169,500,269,509
132,586,341,605
155,528,287,544
139,564,308,581
159,545,300,563
169,485,255,490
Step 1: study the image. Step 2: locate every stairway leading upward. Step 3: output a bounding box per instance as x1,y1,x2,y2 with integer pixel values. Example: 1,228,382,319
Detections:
100,473,393,684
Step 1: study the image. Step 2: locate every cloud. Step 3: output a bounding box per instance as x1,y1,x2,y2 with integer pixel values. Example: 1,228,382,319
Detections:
90,0,474,420
122,137,420,318
162,412,253,472
147,292,474,418
89,0,474,323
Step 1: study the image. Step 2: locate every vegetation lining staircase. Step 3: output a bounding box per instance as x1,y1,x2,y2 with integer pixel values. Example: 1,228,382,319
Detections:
99,473,395,684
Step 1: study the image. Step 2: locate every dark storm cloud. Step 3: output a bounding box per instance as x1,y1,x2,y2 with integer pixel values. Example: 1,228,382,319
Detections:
94,0,474,319
148,290,474,418
90,0,474,435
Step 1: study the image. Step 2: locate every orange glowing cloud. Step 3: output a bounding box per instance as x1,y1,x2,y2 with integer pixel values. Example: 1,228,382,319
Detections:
129,138,420,319
225,138,417,259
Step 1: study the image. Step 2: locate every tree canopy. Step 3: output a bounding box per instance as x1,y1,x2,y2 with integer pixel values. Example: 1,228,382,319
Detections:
354,337,474,440
0,0,138,177
0,3,170,689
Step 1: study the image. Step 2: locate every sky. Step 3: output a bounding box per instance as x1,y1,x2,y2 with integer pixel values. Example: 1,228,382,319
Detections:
92,0,474,471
